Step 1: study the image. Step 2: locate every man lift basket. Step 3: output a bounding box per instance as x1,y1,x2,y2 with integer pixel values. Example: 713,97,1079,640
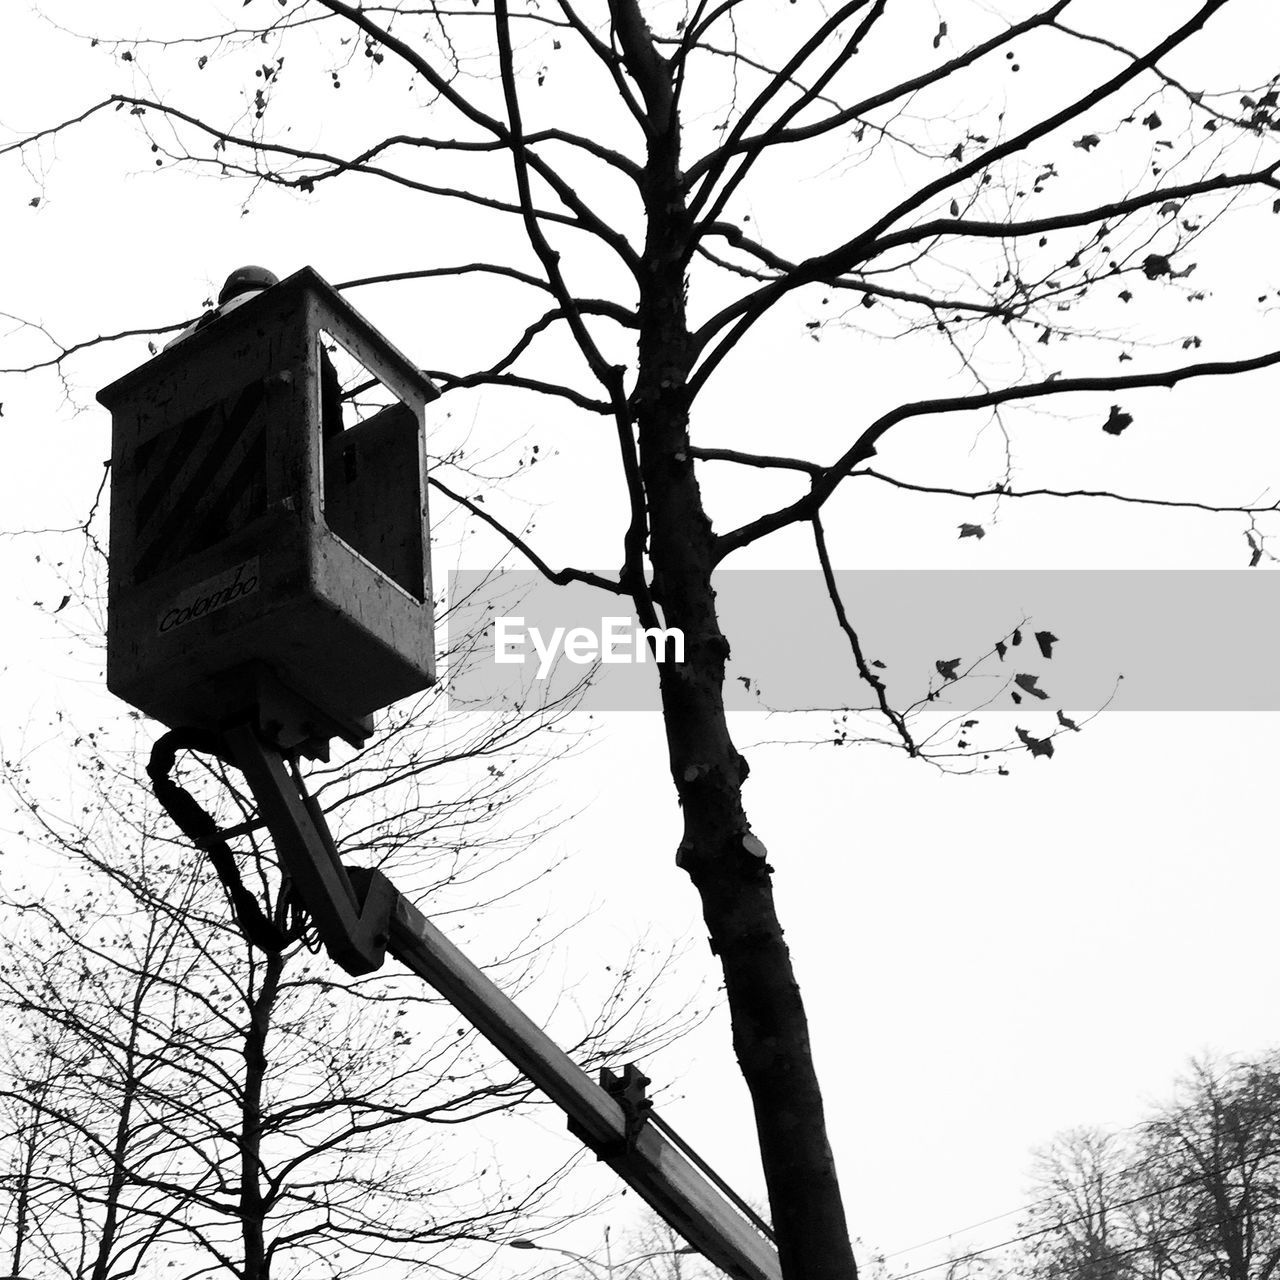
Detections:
98,266,781,1280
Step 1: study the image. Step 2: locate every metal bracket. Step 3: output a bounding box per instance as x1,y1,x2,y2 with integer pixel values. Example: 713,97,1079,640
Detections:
604,1063,654,1154
221,721,397,975
214,662,374,762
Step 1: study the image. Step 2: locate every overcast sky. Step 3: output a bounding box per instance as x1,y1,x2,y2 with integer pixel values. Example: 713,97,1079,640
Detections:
3,1,1280,1275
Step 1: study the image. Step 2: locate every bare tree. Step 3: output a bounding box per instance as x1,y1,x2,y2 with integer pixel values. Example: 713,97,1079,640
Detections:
1137,1059,1280,1280
0,688,696,1280
0,1029,78,1279
5,2,1280,1273
1007,1055,1280,1280
1020,1130,1138,1280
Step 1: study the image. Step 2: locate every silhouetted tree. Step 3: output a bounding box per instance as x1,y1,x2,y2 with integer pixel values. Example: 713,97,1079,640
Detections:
1014,1055,1280,1280
0,688,695,1280
5,3,1280,1273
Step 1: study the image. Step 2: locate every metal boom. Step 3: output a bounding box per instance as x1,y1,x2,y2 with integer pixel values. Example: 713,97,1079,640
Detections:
151,724,782,1280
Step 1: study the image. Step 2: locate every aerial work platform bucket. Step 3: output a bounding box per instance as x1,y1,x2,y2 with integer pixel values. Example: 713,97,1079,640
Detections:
98,266,437,755
98,270,782,1280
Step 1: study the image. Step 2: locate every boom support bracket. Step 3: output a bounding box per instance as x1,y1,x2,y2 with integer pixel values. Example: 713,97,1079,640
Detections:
219,722,397,976
148,721,397,976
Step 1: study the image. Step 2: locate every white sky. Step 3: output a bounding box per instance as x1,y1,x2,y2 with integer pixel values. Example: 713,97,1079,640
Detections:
3,1,1280,1275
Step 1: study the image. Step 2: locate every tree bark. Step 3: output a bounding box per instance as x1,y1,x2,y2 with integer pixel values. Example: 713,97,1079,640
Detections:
240,952,282,1280
90,968,151,1280
619,17,857,1274
9,1084,43,1279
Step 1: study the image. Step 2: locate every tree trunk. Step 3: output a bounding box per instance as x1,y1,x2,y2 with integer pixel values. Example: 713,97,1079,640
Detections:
626,49,858,1280
9,1094,41,1279
90,972,151,1280
240,952,282,1280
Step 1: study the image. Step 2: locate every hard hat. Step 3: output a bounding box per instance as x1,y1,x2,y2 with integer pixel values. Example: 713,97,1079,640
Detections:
218,265,280,305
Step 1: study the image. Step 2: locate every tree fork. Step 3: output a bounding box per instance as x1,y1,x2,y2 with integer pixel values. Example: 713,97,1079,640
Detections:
628,59,858,1280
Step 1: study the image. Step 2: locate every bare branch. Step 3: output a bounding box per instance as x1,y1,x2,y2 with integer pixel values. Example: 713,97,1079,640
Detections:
869,165,1280,260
493,0,632,393
422,369,613,411
316,0,642,273
0,97,121,157
668,33,843,114
154,110,642,182
717,346,1280,557
475,301,639,378
694,236,1021,320
0,319,186,374
683,0,750,54
690,0,1237,392
22,94,595,233
851,468,1280,516
687,445,821,476
428,474,624,593
812,514,917,756
606,0,676,134
508,0,658,629
688,0,886,229
335,263,555,294
683,1,1070,194
1053,18,1275,128
554,0,648,131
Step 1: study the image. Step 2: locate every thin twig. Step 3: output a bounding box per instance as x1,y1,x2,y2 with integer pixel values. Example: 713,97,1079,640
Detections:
812,514,917,755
